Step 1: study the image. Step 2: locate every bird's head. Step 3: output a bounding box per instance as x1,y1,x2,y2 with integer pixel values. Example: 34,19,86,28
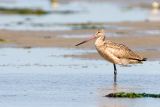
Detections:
95,29,105,38
75,29,105,46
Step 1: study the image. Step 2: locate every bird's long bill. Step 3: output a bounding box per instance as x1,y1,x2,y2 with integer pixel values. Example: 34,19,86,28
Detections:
75,36,96,46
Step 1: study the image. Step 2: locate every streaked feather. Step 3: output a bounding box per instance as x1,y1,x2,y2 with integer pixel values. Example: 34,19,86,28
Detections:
95,35,146,65
105,40,143,61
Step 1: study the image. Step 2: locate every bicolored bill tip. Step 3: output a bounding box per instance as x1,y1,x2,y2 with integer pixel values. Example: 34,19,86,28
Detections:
75,35,96,46
75,40,87,46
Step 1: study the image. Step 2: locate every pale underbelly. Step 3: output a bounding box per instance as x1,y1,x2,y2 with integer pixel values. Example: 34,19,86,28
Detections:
96,48,116,64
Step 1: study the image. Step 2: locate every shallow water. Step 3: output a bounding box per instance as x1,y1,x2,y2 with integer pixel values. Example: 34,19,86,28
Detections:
0,48,159,107
0,0,151,31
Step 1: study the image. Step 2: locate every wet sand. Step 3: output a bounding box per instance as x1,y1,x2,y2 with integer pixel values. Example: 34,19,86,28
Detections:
0,48,160,107
0,21,160,60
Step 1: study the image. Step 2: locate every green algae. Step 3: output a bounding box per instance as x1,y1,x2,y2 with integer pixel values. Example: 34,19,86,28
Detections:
0,38,7,43
0,7,48,15
106,92,160,98
65,22,105,30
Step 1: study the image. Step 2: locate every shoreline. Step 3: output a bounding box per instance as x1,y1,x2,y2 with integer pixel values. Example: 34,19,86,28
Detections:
0,21,159,60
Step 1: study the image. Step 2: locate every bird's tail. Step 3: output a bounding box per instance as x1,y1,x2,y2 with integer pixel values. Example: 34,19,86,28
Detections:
129,57,147,64
141,58,147,61
129,57,147,62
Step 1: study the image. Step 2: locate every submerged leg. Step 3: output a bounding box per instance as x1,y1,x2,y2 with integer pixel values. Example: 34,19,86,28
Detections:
113,64,117,83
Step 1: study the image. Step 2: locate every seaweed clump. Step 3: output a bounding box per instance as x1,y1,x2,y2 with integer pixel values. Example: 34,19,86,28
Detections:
0,7,48,15
0,38,6,43
65,22,105,30
106,92,160,98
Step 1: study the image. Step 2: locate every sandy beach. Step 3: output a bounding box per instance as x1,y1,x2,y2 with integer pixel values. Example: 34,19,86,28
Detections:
0,21,159,60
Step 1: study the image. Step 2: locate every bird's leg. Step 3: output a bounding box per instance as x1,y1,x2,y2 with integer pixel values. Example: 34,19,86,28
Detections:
113,64,117,83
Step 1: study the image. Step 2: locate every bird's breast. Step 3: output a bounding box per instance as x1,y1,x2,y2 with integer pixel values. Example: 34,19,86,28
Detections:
95,45,116,63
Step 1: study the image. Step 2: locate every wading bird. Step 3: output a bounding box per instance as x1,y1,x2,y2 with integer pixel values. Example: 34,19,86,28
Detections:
75,29,146,83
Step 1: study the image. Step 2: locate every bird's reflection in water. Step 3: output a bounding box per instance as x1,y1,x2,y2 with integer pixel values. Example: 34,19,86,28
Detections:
112,82,118,92
99,83,128,107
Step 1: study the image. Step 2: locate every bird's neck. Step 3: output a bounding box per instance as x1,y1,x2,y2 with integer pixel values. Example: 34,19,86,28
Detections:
95,35,105,47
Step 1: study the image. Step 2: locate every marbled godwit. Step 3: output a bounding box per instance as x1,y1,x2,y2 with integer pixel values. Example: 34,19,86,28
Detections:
75,29,147,83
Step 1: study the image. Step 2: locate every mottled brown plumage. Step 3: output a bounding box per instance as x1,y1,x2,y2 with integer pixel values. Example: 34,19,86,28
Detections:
95,31,145,65
75,29,147,83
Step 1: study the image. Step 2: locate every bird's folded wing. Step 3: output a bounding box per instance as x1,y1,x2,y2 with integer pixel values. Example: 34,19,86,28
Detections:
106,41,143,60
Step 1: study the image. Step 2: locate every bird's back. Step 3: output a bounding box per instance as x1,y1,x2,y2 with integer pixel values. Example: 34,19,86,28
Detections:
95,40,146,65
